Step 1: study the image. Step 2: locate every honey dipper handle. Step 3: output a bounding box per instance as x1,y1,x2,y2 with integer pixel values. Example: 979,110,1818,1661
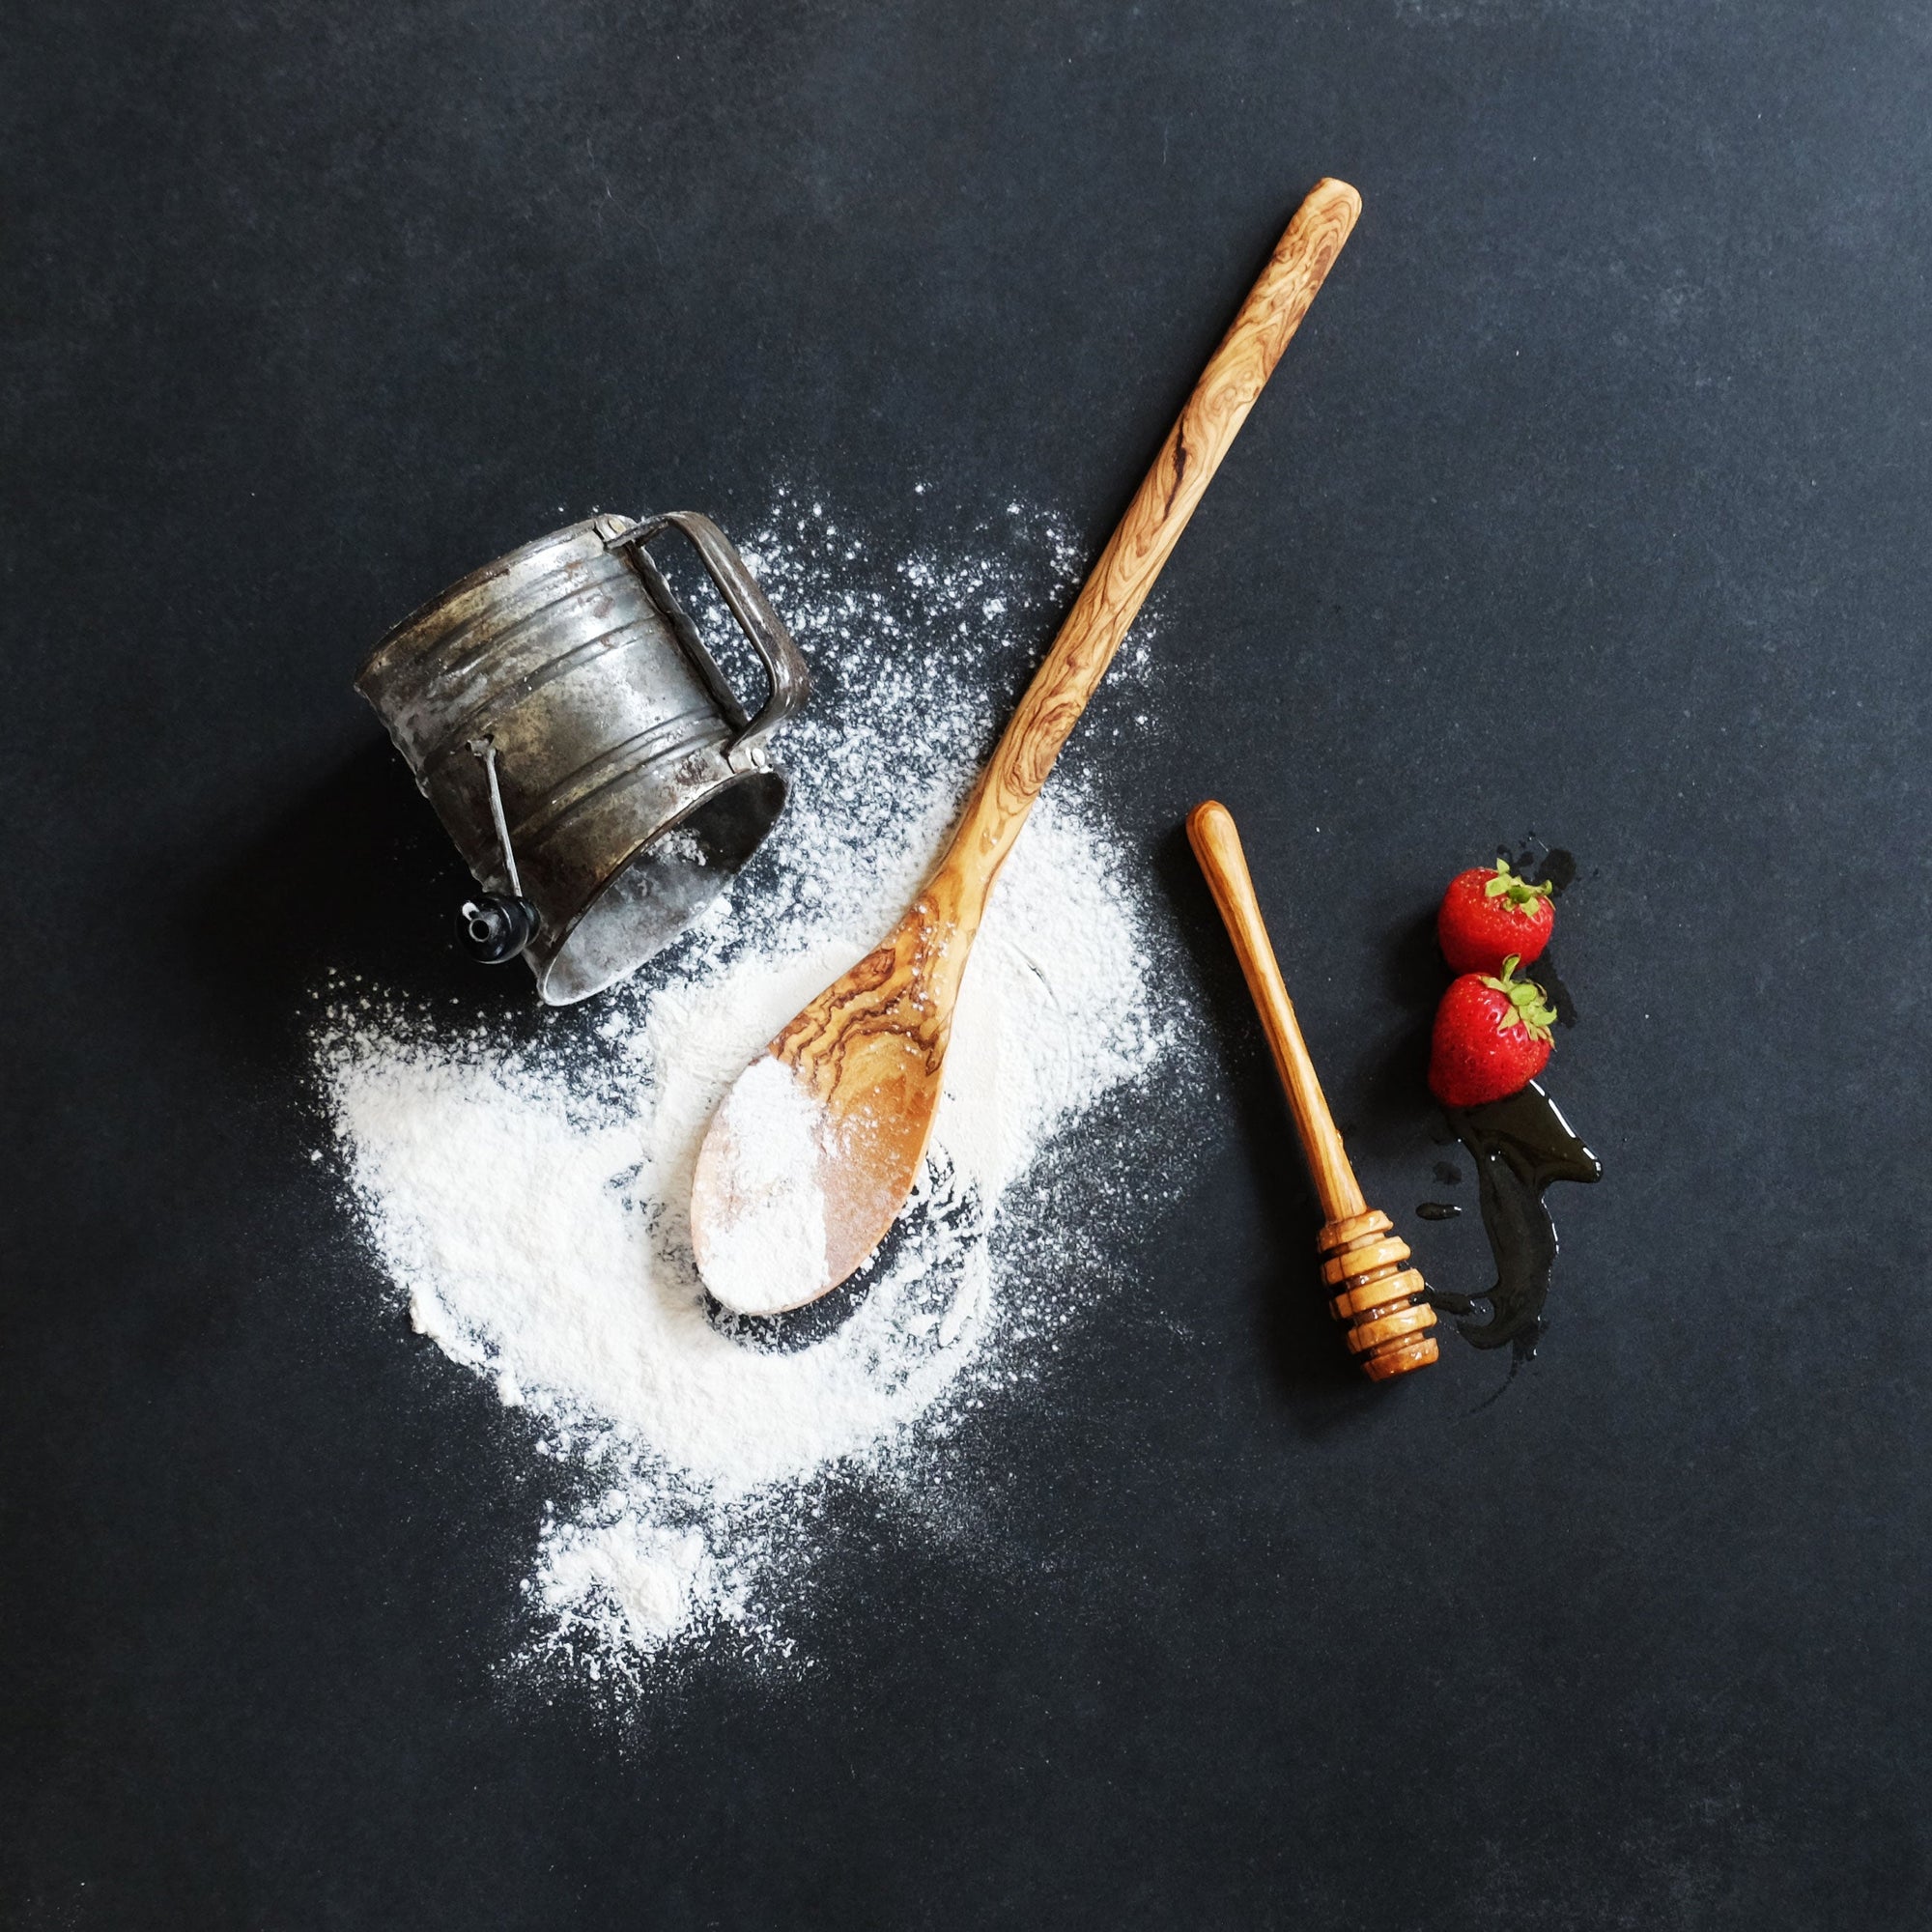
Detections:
937,181,1362,920
1186,800,1367,1223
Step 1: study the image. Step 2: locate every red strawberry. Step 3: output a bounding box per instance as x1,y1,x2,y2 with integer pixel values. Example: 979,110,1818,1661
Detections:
1429,954,1557,1108
1436,856,1555,975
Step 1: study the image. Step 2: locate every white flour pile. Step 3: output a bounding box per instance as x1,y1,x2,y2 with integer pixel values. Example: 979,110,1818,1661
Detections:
316,493,1193,1690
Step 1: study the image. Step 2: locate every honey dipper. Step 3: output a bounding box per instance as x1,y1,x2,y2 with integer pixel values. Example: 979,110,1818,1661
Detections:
1186,801,1438,1381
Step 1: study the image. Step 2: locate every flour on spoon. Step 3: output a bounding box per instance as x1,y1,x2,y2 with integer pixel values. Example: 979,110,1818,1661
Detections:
691,1055,834,1316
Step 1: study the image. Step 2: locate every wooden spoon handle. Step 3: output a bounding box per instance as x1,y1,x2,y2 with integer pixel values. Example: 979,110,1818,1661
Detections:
940,179,1362,901
1185,799,1366,1224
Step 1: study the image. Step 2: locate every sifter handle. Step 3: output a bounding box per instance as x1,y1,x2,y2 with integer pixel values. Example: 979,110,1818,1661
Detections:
611,512,810,762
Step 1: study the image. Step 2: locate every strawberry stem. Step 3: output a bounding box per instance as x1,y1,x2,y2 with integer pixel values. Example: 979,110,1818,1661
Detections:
1482,854,1555,912
1478,954,1557,1040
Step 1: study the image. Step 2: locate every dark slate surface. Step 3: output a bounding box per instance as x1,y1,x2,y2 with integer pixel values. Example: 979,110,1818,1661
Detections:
4,3,1928,1925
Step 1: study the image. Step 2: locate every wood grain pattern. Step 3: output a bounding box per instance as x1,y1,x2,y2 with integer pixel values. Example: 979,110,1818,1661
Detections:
943,176,1363,911
691,181,1360,1309
1185,800,1436,1383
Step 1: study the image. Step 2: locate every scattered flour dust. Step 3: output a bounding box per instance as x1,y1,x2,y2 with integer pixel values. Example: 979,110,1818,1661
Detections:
315,492,1197,1694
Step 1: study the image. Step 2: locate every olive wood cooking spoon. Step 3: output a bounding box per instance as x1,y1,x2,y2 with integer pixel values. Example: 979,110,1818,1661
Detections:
692,178,1362,1315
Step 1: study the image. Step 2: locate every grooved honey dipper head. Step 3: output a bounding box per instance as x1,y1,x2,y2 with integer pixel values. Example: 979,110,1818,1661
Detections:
1319,1209,1438,1380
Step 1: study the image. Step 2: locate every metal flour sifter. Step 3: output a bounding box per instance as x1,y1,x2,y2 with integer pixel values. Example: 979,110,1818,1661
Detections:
356,511,809,1004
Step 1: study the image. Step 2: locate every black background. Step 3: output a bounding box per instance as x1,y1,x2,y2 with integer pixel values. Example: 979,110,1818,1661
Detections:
5,2,1929,1925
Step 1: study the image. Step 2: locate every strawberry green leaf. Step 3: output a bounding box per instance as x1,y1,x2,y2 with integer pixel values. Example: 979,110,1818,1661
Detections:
1479,857,1554,912
1480,954,1556,1040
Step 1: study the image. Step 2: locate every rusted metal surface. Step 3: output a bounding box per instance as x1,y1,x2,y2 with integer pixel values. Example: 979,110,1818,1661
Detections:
356,512,809,1004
